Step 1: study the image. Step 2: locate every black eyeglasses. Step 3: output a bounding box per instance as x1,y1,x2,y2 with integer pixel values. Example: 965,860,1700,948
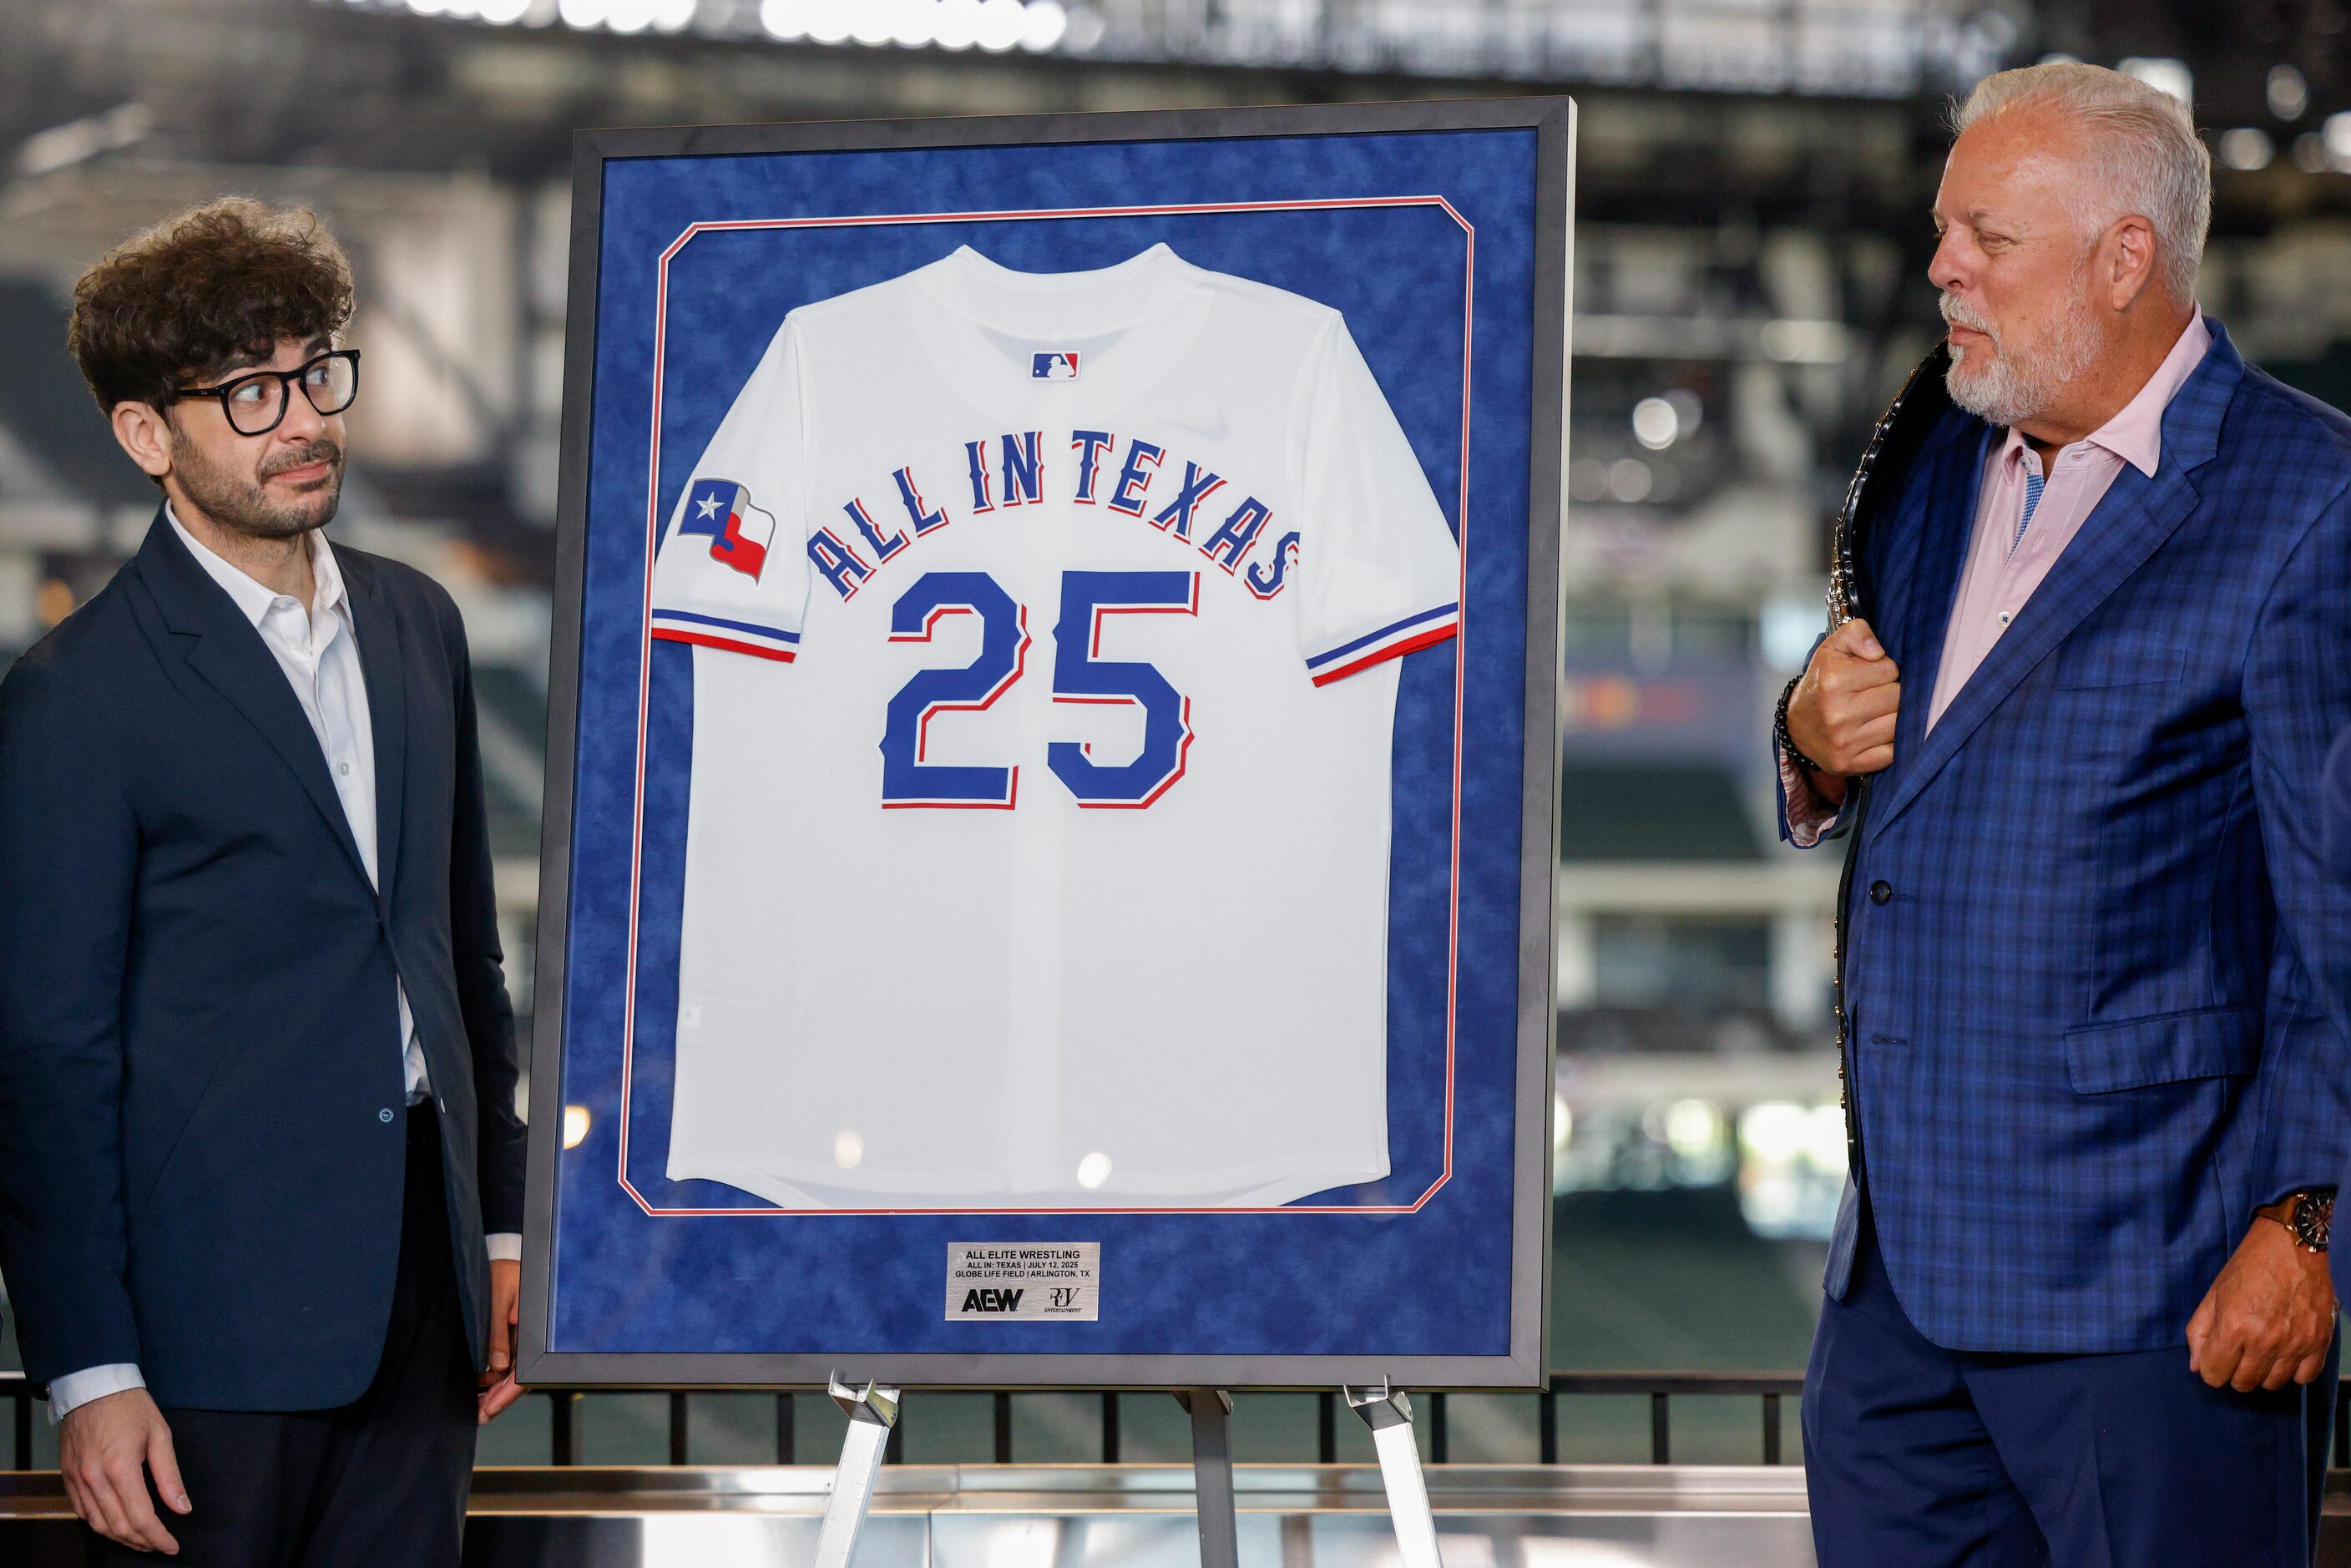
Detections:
173,350,361,438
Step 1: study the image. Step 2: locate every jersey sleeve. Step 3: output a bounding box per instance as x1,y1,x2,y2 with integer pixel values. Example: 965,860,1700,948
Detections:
649,315,811,663
1289,313,1462,686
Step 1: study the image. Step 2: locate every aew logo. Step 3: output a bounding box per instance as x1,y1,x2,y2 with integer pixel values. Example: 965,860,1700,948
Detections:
1029,351,1080,381
944,1242,1100,1322
958,1287,1024,1313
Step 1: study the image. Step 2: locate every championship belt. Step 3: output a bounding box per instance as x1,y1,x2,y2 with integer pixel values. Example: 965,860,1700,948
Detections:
1829,342,1954,629
1823,343,1952,1183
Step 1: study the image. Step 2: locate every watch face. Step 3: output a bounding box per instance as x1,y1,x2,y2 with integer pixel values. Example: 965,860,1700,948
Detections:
2294,1192,2334,1253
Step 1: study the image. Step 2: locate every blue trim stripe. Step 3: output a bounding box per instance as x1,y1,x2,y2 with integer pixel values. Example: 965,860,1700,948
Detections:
650,607,800,643
1304,603,1459,670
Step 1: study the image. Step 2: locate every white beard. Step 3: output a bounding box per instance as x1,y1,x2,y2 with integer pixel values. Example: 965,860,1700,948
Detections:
1941,281,2103,428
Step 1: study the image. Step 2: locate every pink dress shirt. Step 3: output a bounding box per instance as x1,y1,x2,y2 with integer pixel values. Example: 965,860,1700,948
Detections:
1782,312,2212,846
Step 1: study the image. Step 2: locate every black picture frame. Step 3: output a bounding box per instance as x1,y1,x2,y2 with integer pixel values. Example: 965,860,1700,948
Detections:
523,95,1574,1391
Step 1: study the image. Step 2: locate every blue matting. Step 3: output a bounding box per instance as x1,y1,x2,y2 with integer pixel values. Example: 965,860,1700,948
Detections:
552,126,1536,1358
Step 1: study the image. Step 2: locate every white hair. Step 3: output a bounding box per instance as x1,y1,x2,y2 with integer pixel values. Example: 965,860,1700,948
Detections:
1953,61,2211,304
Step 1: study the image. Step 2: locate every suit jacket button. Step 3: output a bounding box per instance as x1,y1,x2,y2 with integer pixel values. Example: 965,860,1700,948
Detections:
379,1108,396,1123
1868,880,1893,905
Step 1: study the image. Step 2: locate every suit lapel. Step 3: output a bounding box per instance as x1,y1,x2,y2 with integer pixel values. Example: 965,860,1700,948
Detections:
1883,417,1991,781
132,514,372,885
1870,324,2242,835
341,551,407,906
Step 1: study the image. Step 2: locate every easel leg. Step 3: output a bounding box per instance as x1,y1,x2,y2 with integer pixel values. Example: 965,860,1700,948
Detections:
1346,1382,1445,1568
812,1373,900,1568
1178,1388,1238,1568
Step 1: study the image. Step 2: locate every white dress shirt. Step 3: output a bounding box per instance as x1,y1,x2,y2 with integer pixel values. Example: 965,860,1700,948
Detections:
49,512,518,1422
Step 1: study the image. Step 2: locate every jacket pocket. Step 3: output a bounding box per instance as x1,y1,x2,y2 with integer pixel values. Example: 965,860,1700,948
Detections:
2063,1007,2258,1093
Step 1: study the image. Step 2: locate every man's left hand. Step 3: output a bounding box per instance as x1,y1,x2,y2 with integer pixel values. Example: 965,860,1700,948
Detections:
2186,1217,2336,1392
478,1257,523,1425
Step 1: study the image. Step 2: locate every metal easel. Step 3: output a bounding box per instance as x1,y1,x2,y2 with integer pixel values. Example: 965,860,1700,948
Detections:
1347,1381,1446,1568
811,1373,901,1568
812,1377,1442,1568
1177,1388,1240,1568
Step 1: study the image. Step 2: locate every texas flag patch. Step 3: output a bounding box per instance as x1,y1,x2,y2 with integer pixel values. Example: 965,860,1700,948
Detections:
675,478,776,580
1030,351,1080,381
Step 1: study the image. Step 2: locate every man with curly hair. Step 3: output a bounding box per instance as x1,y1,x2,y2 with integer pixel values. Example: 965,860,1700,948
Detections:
0,197,526,1563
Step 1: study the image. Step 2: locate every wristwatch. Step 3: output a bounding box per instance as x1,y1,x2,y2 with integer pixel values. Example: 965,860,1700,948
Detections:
1774,675,1825,775
2257,1189,2334,1254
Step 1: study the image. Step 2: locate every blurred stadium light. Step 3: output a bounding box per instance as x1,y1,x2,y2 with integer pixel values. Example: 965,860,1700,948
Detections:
320,0,2017,96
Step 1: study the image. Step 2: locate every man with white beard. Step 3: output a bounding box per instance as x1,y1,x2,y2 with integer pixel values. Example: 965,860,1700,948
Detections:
1777,62,2351,1565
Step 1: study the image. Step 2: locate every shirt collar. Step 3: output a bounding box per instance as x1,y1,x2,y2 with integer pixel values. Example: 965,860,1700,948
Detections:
165,502,347,630
1998,310,2210,482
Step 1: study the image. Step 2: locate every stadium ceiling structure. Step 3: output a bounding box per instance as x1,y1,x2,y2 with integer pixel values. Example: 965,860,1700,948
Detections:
1,0,2347,559
309,0,2016,100
3,0,2348,188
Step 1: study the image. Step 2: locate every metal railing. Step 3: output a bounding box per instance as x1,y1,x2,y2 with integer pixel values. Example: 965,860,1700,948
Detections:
6,1368,1797,1469
12,1368,2343,1474
3,1374,23,1475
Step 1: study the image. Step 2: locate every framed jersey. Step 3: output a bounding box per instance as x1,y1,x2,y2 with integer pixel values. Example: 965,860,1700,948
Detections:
523,98,1573,1390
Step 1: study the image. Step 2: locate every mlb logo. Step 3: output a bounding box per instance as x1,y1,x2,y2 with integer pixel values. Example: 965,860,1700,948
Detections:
1030,351,1080,381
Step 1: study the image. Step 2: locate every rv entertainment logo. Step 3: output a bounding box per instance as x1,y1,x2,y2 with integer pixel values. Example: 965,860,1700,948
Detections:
945,1242,1100,1322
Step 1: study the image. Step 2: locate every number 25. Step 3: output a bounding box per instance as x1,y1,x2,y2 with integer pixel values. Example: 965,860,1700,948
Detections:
878,569,1196,810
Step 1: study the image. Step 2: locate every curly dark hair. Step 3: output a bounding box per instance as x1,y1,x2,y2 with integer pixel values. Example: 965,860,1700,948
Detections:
66,196,355,416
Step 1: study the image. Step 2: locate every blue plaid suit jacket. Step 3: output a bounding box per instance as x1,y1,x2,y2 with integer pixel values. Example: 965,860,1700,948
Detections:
1784,321,2351,1354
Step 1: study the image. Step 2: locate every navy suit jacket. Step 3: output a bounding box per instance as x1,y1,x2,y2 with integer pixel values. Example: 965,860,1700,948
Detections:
1785,323,2351,1354
0,513,526,1409
2328,725,2351,888
2325,726,2351,1305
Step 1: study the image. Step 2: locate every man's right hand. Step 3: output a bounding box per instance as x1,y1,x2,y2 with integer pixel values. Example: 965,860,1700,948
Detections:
1785,617,1901,804
59,1387,187,1555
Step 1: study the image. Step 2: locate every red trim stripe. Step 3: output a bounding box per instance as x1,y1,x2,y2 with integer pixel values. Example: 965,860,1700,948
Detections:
1308,623,1459,687
651,628,797,663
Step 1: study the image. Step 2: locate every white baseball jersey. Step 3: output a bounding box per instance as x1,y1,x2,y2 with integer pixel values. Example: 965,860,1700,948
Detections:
649,243,1459,1209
